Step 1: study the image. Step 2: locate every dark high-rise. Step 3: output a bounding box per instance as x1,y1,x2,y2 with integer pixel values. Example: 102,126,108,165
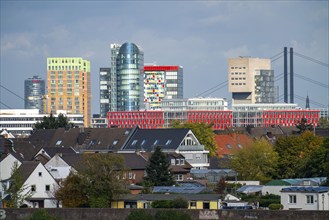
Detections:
24,75,45,112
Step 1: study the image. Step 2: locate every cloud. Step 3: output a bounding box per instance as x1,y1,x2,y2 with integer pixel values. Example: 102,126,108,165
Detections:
1,33,35,56
224,45,250,58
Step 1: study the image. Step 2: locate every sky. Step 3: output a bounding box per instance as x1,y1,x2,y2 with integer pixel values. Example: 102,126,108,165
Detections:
1,0,328,115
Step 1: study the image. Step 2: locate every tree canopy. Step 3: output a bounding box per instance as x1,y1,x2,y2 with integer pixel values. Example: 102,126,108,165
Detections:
171,121,217,156
274,131,323,179
55,153,128,208
144,146,174,186
5,162,33,208
34,113,72,129
231,139,278,184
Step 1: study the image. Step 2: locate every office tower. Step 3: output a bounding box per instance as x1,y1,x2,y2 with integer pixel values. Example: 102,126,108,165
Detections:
228,57,274,104
46,57,91,127
106,42,144,111
24,75,45,112
144,65,183,110
99,68,111,117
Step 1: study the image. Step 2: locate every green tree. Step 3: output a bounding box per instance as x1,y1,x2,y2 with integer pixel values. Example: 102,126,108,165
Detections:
34,113,72,129
5,162,33,208
172,121,217,156
144,146,174,186
55,172,88,207
318,117,329,128
55,153,128,208
295,118,313,134
274,131,323,179
231,139,278,183
214,177,227,195
300,137,329,183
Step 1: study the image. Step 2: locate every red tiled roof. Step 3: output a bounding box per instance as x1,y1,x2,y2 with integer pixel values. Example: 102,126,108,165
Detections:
214,133,253,157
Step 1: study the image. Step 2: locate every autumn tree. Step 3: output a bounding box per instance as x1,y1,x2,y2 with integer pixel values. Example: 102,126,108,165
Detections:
55,153,128,208
214,176,227,195
230,139,278,184
34,113,72,129
144,146,174,186
274,131,323,179
172,121,217,156
5,162,33,208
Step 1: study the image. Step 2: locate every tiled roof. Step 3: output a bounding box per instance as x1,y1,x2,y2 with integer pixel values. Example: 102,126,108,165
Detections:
214,133,253,157
121,128,190,152
16,161,40,183
237,185,263,194
118,153,148,170
152,186,206,194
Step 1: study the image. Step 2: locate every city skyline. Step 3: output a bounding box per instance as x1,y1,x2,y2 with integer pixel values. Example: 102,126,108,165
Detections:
1,1,328,115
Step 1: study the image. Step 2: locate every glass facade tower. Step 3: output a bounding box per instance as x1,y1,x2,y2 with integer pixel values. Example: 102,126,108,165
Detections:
116,42,144,111
99,68,111,117
24,75,45,113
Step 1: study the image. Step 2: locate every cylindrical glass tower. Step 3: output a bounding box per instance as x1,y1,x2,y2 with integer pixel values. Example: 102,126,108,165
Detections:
116,42,144,111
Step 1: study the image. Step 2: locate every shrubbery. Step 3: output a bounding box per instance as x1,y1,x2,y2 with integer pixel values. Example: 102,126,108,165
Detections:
268,203,283,210
151,197,188,208
155,210,191,220
29,210,59,220
126,209,153,220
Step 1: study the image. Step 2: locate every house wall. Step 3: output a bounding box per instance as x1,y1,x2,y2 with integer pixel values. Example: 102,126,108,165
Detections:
21,163,59,208
0,154,21,181
281,192,329,210
110,201,124,208
262,185,286,196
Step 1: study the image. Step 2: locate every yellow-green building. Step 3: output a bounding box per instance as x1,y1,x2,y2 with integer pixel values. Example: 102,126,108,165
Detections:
46,57,91,127
110,194,220,210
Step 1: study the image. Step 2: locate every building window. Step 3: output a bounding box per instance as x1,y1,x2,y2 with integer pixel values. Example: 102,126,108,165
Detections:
45,185,50,191
31,185,36,192
171,159,175,165
306,195,314,204
190,201,196,207
176,174,183,181
289,195,296,204
38,172,42,177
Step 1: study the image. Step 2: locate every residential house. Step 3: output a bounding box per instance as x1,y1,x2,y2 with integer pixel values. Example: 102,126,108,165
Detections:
2,161,59,208
281,186,329,210
110,194,221,209
119,127,209,169
262,177,327,196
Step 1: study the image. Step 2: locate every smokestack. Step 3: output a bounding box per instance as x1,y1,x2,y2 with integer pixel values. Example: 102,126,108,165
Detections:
290,47,294,103
284,47,288,103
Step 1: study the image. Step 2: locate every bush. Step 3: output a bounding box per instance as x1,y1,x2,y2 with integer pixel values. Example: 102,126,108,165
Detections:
151,200,172,208
126,209,154,220
268,203,283,210
155,210,191,220
171,197,188,208
29,209,59,220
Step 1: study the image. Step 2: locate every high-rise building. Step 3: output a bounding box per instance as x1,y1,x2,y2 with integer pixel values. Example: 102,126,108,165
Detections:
46,57,91,127
144,65,183,110
24,75,45,112
102,43,144,112
228,57,275,104
99,68,111,117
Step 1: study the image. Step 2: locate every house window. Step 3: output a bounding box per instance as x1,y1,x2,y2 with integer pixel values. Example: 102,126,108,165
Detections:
176,174,183,181
45,185,50,191
195,154,202,160
131,140,137,146
128,172,134,180
171,159,175,165
165,140,172,145
153,140,159,145
38,172,42,177
190,201,196,207
306,195,314,204
180,159,185,165
289,195,296,204
176,159,180,165
112,140,118,145
31,185,36,192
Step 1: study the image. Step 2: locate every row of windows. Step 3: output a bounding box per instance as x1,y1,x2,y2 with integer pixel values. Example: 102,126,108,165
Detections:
289,195,314,204
230,66,246,70
231,72,246,75
231,83,247,85
231,77,246,80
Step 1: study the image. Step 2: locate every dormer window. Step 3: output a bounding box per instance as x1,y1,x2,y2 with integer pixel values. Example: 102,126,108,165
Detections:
153,140,159,145
112,140,118,145
141,140,146,146
165,140,172,145
131,140,137,146
180,159,185,165
56,140,62,145
226,144,232,149
171,159,175,165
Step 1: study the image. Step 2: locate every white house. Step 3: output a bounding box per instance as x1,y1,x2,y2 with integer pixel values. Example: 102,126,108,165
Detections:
44,154,77,181
11,161,59,208
281,186,329,210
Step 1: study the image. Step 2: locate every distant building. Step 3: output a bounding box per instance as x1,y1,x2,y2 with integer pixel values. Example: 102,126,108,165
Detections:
0,109,83,137
99,68,111,117
144,65,183,110
228,57,275,104
46,57,91,127
24,75,45,113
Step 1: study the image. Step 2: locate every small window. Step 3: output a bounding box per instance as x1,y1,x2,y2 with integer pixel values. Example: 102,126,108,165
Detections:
45,185,50,191
112,140,118,145
165,140,172,145
171,159,175,165
31,185,36,192
131,140,137,146
190,201,196,207
140,140,146,146
306,195,314,204
289,195,296,204
237,144,243,149
56,140,62,145
38,172,42,177
226,144,232,149
153,140,159,145
180,159,185,165
175,174,183,181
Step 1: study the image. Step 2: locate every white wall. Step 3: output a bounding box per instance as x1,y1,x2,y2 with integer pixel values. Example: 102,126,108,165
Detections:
281,191,329,210
0,154,21,180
